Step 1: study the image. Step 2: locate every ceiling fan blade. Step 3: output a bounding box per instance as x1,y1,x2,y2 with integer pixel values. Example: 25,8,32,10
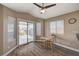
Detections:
44,4,56,9
33,3,43,8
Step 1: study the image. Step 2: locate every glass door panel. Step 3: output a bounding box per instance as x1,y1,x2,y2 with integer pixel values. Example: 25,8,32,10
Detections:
28,23,34,42
19,21,28,45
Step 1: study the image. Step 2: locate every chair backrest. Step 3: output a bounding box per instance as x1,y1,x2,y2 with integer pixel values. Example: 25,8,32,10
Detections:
47,35,56,43
36,35,43,40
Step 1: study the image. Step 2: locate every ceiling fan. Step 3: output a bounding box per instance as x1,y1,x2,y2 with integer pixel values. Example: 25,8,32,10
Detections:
33,3,56,14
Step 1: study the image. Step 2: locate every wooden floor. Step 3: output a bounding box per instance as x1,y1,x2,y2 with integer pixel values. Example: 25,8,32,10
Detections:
8,42,79,56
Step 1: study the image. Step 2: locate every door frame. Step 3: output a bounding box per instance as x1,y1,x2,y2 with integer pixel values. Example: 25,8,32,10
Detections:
17,18,35,46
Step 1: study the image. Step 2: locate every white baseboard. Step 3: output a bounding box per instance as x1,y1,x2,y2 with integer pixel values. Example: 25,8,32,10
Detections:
54,43,79,52
2,45,18,56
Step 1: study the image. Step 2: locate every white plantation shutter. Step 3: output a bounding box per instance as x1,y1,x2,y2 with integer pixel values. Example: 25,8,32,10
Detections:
50,21,56,34
57,20,64,35
50,20,64,35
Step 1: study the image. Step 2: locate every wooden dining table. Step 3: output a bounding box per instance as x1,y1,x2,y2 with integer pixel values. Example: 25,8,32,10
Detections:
40,37,54,49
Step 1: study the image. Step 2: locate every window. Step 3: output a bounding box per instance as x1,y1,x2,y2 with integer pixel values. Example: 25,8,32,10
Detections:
50,20,64,35
57,20,64,35
7,16,16,43
36,22,41,36
50,21,56,34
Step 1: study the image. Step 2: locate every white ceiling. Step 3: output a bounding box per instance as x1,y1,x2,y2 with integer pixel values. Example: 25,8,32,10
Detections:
2,3,79,19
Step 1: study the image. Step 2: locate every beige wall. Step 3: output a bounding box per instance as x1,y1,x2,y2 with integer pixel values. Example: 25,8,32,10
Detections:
45,10,79,50
0,4,44,55
3,5,17,54
0,4,4,55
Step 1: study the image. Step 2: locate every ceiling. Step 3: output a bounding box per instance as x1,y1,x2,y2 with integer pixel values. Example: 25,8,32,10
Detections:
1,3,79,19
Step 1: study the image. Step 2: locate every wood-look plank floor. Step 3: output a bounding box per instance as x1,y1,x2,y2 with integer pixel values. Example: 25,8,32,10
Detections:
8,42,79,56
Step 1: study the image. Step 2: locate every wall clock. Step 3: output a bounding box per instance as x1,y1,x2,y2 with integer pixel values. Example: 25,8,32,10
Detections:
68,18,77,24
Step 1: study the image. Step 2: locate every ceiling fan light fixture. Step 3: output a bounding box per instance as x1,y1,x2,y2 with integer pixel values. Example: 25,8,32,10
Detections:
40,8,46,14
33,3,56,14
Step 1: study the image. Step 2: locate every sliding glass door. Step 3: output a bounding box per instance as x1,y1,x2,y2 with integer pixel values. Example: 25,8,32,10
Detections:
19,21,28,45
28,23,34,42
18,20,34,45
